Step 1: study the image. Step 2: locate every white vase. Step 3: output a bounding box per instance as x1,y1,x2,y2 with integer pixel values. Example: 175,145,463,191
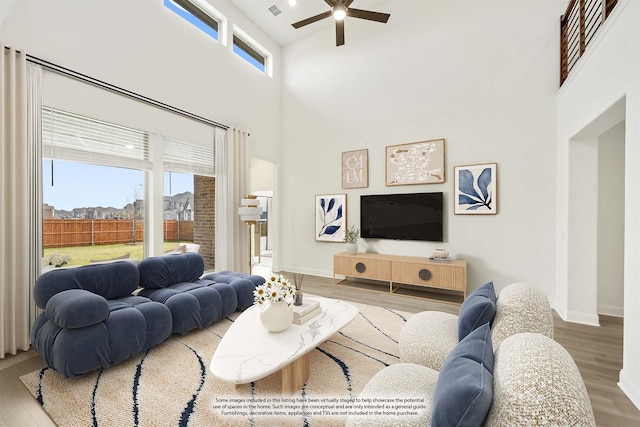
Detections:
260,300,294,332
347,242,358,255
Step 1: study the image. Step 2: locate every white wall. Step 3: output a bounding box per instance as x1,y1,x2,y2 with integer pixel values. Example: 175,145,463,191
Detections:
598,122,625,317
0,0,16,29
278,0,565,299
1,0,282,164
556,0,640,410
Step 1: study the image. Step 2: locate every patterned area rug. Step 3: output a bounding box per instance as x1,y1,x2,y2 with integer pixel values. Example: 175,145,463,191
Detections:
20,300,411,426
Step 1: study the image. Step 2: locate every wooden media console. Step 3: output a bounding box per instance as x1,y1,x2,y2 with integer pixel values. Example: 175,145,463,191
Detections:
333,252,467,304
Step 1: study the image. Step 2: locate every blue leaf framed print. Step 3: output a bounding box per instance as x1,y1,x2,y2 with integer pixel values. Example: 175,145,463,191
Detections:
315,194,347,241
454,163,498,214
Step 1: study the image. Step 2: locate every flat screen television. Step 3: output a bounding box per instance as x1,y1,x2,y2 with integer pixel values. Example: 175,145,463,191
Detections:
360,192,444,242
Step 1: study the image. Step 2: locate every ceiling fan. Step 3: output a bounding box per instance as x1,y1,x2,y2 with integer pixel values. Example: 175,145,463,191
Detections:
291,0,390,47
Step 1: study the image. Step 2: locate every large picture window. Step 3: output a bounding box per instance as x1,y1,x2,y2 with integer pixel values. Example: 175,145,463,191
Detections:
40,105,219,268
41,107,151,267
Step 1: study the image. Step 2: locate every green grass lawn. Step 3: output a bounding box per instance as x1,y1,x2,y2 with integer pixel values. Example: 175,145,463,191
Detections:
43,241,191,267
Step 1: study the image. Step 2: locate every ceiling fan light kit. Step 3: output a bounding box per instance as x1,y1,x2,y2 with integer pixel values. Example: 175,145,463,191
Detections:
291,0,390,47
332,4,347,21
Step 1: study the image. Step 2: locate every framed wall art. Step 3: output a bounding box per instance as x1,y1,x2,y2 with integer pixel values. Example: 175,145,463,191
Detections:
454,163,498,215
342,149,368,189
386,138,445,186
315,194,347,242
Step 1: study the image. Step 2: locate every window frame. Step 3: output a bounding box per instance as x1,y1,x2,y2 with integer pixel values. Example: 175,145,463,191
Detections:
164,0,227,44
233,25,273,76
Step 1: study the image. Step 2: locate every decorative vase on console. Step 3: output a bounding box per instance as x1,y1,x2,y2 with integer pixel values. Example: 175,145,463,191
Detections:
254,273,295,332
432,248,449,259
345,225,359,255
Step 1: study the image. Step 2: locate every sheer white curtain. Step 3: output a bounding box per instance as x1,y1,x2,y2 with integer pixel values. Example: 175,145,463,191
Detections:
27,63,43,327
0,45,39,358
214,127,250,272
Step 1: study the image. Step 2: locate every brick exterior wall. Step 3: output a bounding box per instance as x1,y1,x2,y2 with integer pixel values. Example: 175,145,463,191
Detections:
194,175,215,270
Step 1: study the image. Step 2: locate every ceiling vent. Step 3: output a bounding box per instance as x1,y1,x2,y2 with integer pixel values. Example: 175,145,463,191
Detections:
268,5,282,16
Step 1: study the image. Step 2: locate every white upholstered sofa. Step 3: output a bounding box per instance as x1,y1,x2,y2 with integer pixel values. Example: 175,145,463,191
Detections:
346,283,595,427
400,282,555,371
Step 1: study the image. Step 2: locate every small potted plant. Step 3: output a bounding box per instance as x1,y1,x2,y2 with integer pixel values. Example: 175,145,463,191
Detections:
345,225,359,255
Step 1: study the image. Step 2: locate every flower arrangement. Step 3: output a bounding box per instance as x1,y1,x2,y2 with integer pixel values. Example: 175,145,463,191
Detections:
43,253,72,268
344,225,359,243
254,273,295,306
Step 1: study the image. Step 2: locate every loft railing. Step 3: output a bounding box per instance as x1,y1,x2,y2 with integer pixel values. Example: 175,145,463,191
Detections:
560,0,618,85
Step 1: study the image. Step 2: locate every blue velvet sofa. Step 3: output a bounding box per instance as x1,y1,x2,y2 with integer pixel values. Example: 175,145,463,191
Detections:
32,252,265,378
31,261,173,378
137,252,264,334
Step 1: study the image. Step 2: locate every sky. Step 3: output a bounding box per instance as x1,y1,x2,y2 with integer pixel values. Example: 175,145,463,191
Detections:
43,160,194,211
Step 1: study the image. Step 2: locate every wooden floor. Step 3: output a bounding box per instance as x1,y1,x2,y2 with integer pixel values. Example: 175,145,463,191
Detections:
1,274,639,426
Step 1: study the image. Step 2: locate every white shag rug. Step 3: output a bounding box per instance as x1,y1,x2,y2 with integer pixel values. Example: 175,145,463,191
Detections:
21,300,411,426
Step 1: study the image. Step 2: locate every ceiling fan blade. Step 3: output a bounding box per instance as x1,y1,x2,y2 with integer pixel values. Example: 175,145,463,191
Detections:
292,10,333,29
323,0,336,7
336,20,345,46
347,8,391,23
344,0,356,6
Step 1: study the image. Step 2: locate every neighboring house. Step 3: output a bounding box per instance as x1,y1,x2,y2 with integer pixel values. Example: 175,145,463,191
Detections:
42,203,54,219
47,205,133,219
53,209,73,219
122,199,144,219
43,193,195,223
71,206,126,219
72,207,98,219
98,207,124,219
163,192,193,221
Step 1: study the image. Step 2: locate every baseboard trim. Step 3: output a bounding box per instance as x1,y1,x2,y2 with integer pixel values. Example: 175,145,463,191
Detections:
619,369,640,411
552,304,567,321
276,264,332,279
598,304,624,318
566,310,600,326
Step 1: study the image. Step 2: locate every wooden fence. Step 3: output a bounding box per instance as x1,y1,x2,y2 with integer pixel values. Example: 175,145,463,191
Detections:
43,219,194,248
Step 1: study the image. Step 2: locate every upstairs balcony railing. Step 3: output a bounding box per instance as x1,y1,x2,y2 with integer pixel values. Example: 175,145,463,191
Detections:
560,0,618,85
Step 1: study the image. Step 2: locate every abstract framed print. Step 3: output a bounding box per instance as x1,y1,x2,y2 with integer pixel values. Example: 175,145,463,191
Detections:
386,139,445,186
315,194,347,242
454,163,498,214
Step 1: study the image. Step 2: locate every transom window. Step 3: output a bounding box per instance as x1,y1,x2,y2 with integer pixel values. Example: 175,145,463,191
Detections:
164,0,222,42
164,0,272,76
233,25,272,76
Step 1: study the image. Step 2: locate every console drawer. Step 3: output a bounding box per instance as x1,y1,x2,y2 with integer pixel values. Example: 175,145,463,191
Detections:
392,262,466,292
334,255,391,281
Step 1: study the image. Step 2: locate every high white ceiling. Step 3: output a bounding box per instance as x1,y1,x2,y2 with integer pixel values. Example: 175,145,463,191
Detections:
228,0,390,46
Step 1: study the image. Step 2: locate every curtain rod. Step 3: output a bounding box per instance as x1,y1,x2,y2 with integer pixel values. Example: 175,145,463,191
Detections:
4,46,228,130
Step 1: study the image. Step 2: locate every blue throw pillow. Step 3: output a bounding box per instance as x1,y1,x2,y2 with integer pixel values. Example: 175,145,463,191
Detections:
458,281,497,341
431,323,494,426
